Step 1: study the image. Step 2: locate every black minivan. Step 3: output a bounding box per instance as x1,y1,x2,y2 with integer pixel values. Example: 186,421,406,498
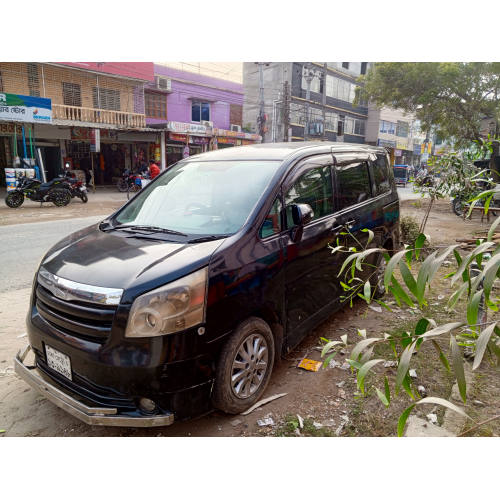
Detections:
15,142,399,426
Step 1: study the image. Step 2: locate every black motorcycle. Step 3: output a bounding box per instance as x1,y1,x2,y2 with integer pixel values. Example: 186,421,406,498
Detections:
5,175,71,208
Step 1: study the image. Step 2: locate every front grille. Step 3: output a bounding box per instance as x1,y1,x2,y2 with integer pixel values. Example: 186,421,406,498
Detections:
35,284,117,341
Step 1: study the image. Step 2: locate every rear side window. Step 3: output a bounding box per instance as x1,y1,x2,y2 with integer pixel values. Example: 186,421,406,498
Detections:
335,161,371,210
372,154,391,195
260,197,282,238
285,166,334,227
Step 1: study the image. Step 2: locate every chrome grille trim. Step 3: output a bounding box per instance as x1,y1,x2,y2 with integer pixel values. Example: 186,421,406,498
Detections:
38,267,123,306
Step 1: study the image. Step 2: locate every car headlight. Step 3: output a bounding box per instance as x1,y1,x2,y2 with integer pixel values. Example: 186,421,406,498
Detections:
125,267,208,338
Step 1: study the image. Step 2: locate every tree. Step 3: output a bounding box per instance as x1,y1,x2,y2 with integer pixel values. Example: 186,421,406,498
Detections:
359,63,500,177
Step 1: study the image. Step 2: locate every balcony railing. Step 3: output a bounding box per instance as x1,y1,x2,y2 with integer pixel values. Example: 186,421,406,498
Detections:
53,104,146,128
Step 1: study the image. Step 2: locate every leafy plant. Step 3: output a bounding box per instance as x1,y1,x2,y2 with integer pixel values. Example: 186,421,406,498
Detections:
324,222,500,436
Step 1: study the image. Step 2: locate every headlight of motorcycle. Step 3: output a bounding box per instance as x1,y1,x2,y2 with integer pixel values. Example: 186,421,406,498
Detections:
125,267,208,338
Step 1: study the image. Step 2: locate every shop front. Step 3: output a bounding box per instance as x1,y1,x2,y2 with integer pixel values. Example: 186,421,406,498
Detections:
214,128,261,149
165,121,211,166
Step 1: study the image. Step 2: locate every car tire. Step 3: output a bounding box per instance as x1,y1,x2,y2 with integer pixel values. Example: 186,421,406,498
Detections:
370,252,387,299
212,317,275,414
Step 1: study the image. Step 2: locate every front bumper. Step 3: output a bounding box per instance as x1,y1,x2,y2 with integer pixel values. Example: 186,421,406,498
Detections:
14,345,174,427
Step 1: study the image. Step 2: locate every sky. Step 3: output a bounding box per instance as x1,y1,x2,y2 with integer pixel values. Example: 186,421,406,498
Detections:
157,62,243,83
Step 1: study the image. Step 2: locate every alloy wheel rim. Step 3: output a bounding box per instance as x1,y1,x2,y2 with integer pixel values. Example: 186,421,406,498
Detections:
230,333,269,399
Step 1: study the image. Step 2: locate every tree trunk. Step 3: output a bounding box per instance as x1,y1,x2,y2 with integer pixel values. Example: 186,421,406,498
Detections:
490,140,500,183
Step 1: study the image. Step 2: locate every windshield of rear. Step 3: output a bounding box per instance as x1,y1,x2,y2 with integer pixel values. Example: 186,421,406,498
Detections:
113,159,281,236
394,168,408,178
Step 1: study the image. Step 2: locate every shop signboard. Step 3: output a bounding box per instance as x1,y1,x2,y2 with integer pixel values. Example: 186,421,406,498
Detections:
413,143,421,155
0,93,52,124
190,136,209,145
215,128,260,141
167,121,208,135
169,133,187,142
90,129,100,153
218,137,237,145
396,140,409,150
0,122,23,135
377,139,396,148
394,149,402,156
71,127,117,141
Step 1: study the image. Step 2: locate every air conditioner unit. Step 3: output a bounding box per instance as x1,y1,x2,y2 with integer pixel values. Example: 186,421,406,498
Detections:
155,76,171,91
230,124,242,132
201,120,213,128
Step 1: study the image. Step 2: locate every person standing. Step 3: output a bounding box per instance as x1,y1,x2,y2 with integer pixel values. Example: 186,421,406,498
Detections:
149,159,160,179
183,135,190,158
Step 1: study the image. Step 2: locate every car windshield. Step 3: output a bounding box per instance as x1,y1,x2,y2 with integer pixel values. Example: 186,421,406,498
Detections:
113,159,281,236
394,168,407,178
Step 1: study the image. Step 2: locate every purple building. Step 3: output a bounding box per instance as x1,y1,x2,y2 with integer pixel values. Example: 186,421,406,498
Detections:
145,64,261,165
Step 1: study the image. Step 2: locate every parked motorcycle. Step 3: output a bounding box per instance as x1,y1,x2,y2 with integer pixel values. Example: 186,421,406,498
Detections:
451,193,500,217
61,172,88,203
117,169,142,193
5,175,71,208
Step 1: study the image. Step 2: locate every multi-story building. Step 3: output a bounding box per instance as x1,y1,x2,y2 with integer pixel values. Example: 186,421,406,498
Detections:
0,62,162,186
243,62,370,144
365,105,427,166
145,65,261,166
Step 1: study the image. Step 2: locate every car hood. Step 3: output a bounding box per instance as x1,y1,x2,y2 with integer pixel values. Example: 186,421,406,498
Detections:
40,224,225,302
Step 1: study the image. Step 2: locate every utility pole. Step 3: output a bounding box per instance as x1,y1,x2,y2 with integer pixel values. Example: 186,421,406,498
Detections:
255,62,270,142
283,80,290,142
303,64,314,142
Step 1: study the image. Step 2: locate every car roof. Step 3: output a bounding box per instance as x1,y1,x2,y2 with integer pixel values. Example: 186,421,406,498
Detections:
186,141,388,162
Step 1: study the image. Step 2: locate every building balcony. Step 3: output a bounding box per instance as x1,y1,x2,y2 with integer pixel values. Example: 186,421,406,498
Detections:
52,104,146,129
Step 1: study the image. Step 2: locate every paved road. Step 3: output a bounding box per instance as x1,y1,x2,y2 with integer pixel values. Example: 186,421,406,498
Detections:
0,215,103,293
397,183,426,201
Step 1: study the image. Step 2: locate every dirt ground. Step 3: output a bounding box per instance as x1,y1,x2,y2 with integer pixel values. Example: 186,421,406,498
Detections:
0,197,498,437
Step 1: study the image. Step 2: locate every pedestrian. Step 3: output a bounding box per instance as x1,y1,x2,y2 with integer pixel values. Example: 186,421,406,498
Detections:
149,159,160,179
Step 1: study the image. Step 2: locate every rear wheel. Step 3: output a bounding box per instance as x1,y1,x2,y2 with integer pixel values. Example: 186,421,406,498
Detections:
50,189,71,207
212,317,275,414
117,179,128,192
452,197,465,216
5,191,24,208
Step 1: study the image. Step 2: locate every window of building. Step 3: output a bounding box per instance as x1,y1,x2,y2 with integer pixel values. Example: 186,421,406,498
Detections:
354,119,365,135
342,62,350,69
396,121,409,138
92,87,121,111
290,103,306,125
145,92,167,119
335,161,371,209
324,111,338,131
27,63,40,97
325,74,356,103
344,117,365,136
260,197,282,238
62,82,82,107
372,154,391,195
192,101,210,122
285,166,334,227
379,120,396,135
360,62,368,75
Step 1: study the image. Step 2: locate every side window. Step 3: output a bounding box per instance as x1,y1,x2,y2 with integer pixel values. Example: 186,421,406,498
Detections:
260,197,282,238
285,166,334,227
335,161,371,210
373,154,391,195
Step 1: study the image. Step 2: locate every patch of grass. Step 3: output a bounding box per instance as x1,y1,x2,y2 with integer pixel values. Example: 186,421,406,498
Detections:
274,415,335,437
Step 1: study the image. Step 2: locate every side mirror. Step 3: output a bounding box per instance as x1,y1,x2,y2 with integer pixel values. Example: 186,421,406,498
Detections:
291,203,314,226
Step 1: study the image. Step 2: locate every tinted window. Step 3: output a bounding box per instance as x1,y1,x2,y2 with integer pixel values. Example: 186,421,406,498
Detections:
335,161,371,209
285,166,334,227
260,197,282,238
373,154,391,195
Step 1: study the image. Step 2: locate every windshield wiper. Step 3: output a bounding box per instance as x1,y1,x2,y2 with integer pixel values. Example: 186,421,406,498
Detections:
113,224,188,237
187,234,228,243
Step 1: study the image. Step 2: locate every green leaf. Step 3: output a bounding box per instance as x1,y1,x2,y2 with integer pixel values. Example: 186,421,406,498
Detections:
330,245,345,255
341,334,347,345
416,250,438,303
420,322,463,340
487,215,500,241
414,233,427,259
397,404,416,437
349,338,380,362
322,352,337,369
337,252,360,278
384,249,407,288
399,261,418,298
473,322,497,370
375,387,390,407
453,249,462,267
448,281,469,310
357,359,384,394
431,339,451,372
363,280,371,303
467,290,483,330
401,373,415,400
395,341,417,392
360,345,375,364
361,228,375,245
320,340,344,357
450,335,467,404
414,397,470,419
384,376,391,404
452,242,495,285
389,276,414,307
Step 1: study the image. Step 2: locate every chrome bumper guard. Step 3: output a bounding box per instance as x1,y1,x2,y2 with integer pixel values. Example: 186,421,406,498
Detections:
14,345,174,428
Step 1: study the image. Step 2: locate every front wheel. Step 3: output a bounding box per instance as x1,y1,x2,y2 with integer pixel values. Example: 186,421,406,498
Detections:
5,190,24,208
452,197,465,216
50,189,71,207
212,317,275,414
79,192,88,203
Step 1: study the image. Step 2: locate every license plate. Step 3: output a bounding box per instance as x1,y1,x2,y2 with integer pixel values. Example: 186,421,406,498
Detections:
45,344,72,380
